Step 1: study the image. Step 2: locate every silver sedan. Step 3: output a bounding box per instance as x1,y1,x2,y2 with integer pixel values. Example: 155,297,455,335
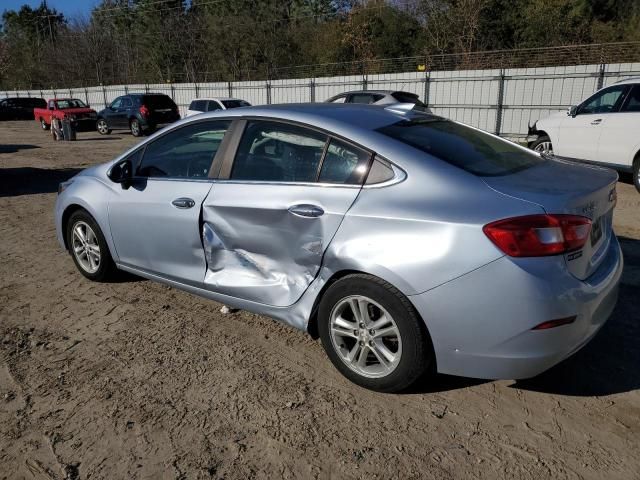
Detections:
55,104,623,392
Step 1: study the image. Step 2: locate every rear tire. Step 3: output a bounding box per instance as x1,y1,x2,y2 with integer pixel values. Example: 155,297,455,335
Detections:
633,156,640,193
318,274,432,392
531,135,553,156
40,118,50,130
130,118,142,137
66,210,117,282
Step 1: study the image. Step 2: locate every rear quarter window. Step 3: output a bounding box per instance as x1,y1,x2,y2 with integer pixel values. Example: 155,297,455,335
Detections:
378,118,544,176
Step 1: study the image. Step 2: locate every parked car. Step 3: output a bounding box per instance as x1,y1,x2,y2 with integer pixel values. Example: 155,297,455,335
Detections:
33,98,97,131
528,77,640,192
326,90,431,112
186,97,251,117
0,97,46,120
96,93,180,137
55,104,622,392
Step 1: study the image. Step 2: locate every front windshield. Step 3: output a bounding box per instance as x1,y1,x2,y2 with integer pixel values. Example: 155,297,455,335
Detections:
55,99,87,109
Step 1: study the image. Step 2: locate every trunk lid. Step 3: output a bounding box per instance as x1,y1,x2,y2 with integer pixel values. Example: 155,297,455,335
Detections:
482,158,618,280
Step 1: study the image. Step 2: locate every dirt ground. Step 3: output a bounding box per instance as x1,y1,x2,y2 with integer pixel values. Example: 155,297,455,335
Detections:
0,121,639,480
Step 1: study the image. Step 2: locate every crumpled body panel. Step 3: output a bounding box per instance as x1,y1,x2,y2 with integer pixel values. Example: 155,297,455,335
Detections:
201,182,360,307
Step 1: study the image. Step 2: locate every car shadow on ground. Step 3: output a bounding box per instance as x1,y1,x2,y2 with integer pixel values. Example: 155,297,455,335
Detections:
618,172,634,187
74,137,122,141
0,144,41,154
410,236,640,397
0,166,83,197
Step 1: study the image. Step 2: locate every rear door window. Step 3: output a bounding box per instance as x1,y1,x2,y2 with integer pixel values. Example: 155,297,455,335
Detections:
231,121,327,182
318,139,371,184
621,85,640,112
378,118,545,176
349,94,376,104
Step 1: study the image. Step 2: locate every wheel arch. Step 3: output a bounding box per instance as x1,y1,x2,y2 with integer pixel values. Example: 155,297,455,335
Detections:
306,269,437,372
61,204,89,250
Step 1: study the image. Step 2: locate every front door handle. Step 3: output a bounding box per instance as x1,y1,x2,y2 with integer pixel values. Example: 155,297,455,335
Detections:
172,197,195,209
288,204,324,218
591,118,602,125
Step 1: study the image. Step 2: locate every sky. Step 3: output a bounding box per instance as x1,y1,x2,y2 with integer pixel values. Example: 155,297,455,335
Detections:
1,0,102,19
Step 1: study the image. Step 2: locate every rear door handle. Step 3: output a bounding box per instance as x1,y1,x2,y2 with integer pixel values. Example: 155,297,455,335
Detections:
288,204,324,218
172,197,195,209
591,118,602,125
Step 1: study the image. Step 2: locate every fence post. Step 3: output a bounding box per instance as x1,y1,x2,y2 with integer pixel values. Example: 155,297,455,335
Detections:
124,84,129,94
310,78,315,103
195,82,200,98
170,83,175,101
597,63,606,90
102,85,107,108
145,84,150,94
495,69,505,136
266,81,272,105
84,87,89,105
228,81,233,98
423,70,430,107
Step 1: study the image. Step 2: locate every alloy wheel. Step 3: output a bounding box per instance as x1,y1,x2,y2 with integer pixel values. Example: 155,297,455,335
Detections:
329,295,402,378
71,221,101,274
534,141,553,155
97,120,108,134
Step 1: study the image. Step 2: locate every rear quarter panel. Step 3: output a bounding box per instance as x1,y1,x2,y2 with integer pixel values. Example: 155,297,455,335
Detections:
323,149,546,296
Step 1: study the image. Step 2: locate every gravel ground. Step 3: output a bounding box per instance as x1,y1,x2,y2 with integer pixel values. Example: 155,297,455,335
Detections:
1,121,639,480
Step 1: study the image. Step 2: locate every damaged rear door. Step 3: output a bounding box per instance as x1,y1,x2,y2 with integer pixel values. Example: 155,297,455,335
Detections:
201,119,372,307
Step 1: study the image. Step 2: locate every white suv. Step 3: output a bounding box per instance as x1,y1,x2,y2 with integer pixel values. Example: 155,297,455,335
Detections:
186,98,251,117
528,78,640,192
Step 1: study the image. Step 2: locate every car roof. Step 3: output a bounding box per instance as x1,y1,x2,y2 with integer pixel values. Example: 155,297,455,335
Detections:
180,103,439,157
189,98,245,102
331,90,416,97
612,77,640,86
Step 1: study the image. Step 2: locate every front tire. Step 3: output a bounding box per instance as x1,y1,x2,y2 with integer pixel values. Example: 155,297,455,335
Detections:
66,210,116,282
96,118,112,135
531,135,553,156
130,118,142,137
318,274,432,392
633,156,640,193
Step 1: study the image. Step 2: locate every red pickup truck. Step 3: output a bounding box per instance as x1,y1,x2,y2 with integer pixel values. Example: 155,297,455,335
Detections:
34,98,97,132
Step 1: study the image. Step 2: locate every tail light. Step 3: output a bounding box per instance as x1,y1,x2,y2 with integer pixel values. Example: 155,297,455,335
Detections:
483,214,591,257
139,105,150,118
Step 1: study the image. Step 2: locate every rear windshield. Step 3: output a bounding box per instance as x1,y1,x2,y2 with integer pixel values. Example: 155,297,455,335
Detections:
377,118,545,176
391,92,418,103
55,99,87,109
221,99,251,109
142,95,176,109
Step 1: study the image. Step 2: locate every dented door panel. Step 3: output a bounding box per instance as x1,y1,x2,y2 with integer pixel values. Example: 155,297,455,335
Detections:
201,182,361,307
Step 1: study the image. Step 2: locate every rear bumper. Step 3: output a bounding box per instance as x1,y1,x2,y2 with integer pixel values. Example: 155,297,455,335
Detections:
409,235,623,379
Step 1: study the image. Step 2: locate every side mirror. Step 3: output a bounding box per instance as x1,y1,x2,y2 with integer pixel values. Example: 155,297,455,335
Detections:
108,159,132,187
568,105,578,117
49,106,54,111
